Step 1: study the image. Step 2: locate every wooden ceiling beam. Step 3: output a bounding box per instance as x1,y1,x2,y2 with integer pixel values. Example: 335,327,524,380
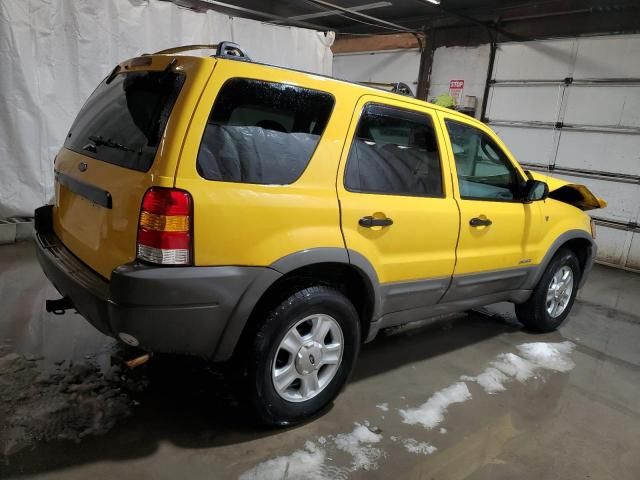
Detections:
332,33,423,54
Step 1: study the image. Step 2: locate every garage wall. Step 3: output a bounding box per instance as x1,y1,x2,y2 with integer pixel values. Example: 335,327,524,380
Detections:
334,45,489,117
486,34,640,270
0,0,334,218
333,49,421,96
429,44,490,116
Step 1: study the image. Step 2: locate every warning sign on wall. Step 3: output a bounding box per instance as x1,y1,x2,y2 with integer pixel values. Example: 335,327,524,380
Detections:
449,79,464,104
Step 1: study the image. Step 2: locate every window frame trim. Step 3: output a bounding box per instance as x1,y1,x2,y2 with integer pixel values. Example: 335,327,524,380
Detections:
443,118,527,204
195,76,336,186
343,101,447,199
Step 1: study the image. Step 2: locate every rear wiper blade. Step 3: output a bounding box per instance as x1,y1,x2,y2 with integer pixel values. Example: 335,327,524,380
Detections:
87,135,138,153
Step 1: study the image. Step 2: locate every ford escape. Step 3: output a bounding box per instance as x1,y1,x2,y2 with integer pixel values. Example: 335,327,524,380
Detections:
35,42,605,425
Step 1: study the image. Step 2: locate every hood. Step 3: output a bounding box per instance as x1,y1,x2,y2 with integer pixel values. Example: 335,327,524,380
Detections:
529,171,607,211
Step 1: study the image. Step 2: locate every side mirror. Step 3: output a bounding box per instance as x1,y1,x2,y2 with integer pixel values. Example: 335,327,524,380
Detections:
524,179,549,202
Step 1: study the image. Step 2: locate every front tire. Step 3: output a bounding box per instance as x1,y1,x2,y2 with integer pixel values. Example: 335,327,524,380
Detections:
515,248,580,332
246,286,360,426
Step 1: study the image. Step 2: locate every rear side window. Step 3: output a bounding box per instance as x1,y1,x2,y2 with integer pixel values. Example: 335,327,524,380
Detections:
345,104,443,197
197,78,334,185
64,70,185,172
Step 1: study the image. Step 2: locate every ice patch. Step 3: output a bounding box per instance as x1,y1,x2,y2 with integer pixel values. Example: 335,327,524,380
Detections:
376,403,389,412
403,438,437,455
398,382,471,429
334,423,384,471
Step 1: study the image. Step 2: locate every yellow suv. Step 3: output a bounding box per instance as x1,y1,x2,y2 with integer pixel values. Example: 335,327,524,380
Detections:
35,42,604,425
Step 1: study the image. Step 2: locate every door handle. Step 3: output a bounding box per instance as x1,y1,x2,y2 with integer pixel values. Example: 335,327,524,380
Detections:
470,217,492,227
359,216,393,228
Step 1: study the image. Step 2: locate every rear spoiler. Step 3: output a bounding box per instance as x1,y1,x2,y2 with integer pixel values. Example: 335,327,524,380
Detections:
149,41,252,61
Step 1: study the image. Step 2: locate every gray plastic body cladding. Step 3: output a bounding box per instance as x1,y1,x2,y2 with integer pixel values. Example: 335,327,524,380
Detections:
440,266,535,303
270,247,350,274
213,247,374,361
268,247,382,320
380,277,449,314
35,229,270,358
374,289,532,331
521,229,595,290
212,267,282,360
109,264,267,357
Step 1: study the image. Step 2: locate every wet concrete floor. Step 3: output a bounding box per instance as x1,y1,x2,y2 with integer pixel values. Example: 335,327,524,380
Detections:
1,240,639,479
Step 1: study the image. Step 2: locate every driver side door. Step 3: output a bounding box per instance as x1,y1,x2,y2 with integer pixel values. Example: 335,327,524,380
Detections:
437,111,544,302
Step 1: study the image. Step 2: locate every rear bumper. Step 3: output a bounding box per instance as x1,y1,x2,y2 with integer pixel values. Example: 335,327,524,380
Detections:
34,206,267,358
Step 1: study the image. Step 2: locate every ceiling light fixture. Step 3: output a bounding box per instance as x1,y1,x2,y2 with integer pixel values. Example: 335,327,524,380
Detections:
424,0,441,4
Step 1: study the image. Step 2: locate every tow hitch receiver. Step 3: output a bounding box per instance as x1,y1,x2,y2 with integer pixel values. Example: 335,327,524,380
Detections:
46,297,74,315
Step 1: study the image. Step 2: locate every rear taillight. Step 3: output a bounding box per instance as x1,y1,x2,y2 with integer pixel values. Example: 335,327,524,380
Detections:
137,188,192,265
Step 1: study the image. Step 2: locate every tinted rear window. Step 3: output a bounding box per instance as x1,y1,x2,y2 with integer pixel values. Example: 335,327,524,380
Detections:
345,104,443,197
197,78,334,185
64,70,185,172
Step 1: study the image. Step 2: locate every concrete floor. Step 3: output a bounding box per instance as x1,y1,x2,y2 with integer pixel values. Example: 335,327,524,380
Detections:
1,241,639,479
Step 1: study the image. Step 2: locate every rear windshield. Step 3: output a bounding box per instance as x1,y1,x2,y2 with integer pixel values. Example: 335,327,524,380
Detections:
64,70,185,172
197,78,334,185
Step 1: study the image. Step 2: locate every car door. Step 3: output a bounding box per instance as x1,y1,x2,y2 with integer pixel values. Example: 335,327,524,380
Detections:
337,96,459,321
437,110,544,302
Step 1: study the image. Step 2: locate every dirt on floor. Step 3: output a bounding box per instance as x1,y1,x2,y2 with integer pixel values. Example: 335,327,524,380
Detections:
0,348,142,456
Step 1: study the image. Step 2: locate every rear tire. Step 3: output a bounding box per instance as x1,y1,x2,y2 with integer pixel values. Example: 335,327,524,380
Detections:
246,286,360,426
515,248,580,332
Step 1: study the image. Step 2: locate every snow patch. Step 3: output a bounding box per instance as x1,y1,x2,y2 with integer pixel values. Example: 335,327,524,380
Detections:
463,342,576,394
334,423,384,471
439,428,447,434
239,424,383,479
461,367,509,394
238,441,328,480
492,353,538,382
517,341,575,372
398,382,471,429
376,403,389,412
403,438,437,455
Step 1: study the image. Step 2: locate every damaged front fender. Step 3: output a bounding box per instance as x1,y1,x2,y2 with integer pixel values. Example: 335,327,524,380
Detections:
530,172,607,211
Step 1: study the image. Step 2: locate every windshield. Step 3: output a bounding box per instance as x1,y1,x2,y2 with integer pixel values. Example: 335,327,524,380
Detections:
64,70,185,171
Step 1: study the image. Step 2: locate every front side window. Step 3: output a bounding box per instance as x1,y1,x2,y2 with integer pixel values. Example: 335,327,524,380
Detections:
445,120,523,201
197,78,334,185
344,104,443,197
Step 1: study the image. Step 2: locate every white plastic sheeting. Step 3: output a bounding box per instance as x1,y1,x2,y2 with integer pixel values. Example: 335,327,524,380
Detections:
0,0,334,217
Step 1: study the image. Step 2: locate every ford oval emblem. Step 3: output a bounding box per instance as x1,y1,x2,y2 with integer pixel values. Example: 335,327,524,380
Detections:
78,162,88,172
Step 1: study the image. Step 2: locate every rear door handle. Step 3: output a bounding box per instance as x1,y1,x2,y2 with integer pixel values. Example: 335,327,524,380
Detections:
469,217,492,227
359,216,393,228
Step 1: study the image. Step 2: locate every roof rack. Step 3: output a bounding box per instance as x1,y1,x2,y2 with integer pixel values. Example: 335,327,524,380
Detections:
151,41,252,61
359,81,414,97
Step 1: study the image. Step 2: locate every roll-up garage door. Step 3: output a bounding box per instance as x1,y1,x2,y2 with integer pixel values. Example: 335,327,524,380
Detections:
486,34,640,270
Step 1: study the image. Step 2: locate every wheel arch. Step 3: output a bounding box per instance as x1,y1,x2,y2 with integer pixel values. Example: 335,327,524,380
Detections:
525,230,596,291
213,248,381,361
